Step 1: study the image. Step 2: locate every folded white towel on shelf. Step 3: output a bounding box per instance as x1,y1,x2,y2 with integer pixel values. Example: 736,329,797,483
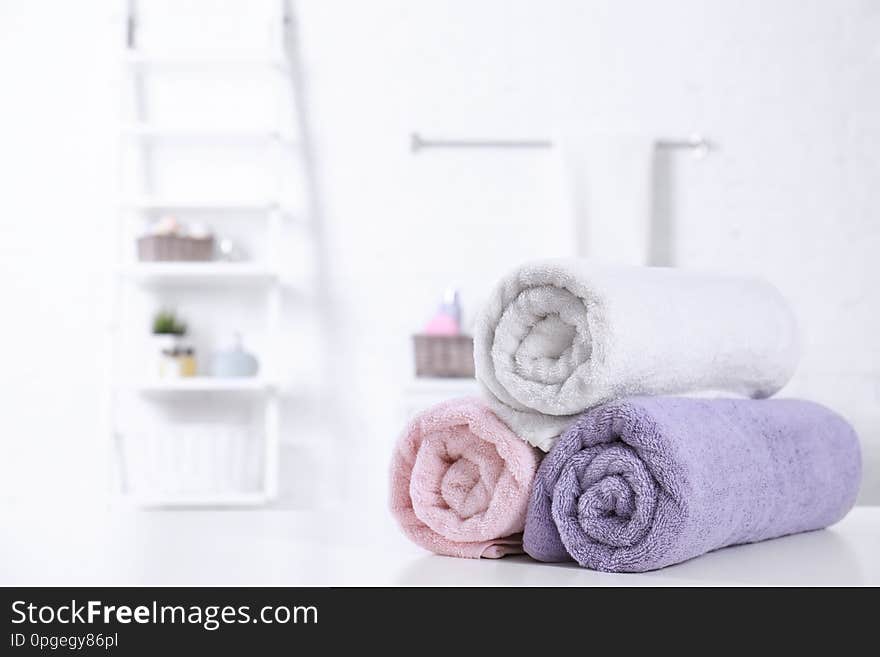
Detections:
474,259,800,451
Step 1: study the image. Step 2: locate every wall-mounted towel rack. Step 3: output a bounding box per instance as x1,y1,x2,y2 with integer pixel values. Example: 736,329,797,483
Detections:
410,132,712,158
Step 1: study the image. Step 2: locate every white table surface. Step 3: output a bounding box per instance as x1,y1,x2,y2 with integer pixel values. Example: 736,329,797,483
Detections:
2,506,878,586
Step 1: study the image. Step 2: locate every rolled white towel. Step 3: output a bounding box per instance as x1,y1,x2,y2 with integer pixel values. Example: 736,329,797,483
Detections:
474,259,799,451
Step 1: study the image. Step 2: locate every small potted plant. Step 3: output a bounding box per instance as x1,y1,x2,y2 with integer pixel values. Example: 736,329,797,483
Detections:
151,310,195,378
151,309,187,354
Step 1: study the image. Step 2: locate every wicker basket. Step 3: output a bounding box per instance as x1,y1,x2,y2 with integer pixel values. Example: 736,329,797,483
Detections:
137,234,214,262
413,334,475,378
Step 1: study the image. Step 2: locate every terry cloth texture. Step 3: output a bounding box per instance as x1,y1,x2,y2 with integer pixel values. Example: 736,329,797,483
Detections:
390,397,541,558
474,259,799,450
523,397,861,572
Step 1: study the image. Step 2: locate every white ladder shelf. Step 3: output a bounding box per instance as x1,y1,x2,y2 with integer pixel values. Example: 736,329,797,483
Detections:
111,1,305,508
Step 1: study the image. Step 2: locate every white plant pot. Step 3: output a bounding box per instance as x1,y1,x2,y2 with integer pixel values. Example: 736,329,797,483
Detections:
151,333,180,353
151,334,182,378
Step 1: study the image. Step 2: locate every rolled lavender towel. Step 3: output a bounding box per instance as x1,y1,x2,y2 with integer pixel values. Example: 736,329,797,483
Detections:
474,259,799,450
524,397,861,572
390,398,541,558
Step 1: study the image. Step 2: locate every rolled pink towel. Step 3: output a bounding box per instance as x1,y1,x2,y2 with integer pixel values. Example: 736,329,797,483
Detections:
390,397,541,558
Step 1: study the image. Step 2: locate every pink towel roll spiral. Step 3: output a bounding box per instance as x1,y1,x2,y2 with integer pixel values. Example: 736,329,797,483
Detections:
390,397,540,558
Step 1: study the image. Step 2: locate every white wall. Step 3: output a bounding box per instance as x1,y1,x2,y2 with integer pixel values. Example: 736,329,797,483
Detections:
1,0,877,511
0,1,118,507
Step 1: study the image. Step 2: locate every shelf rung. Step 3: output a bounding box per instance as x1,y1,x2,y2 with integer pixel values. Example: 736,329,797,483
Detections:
122,492,269,508
124,51,289,71
121,124,294,143
121,263,279,285
121,198,283,213
132,378,275,394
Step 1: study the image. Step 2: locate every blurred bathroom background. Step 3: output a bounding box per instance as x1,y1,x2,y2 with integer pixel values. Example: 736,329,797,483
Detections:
0,0,877,516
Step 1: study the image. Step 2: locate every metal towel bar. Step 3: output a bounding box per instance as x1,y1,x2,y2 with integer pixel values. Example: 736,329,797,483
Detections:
410,132,712,158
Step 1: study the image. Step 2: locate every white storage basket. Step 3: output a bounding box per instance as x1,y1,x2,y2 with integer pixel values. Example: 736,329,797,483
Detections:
120,425,264,498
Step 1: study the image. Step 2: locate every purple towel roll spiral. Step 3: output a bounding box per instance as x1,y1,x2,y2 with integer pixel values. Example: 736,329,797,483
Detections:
523,397,861,572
